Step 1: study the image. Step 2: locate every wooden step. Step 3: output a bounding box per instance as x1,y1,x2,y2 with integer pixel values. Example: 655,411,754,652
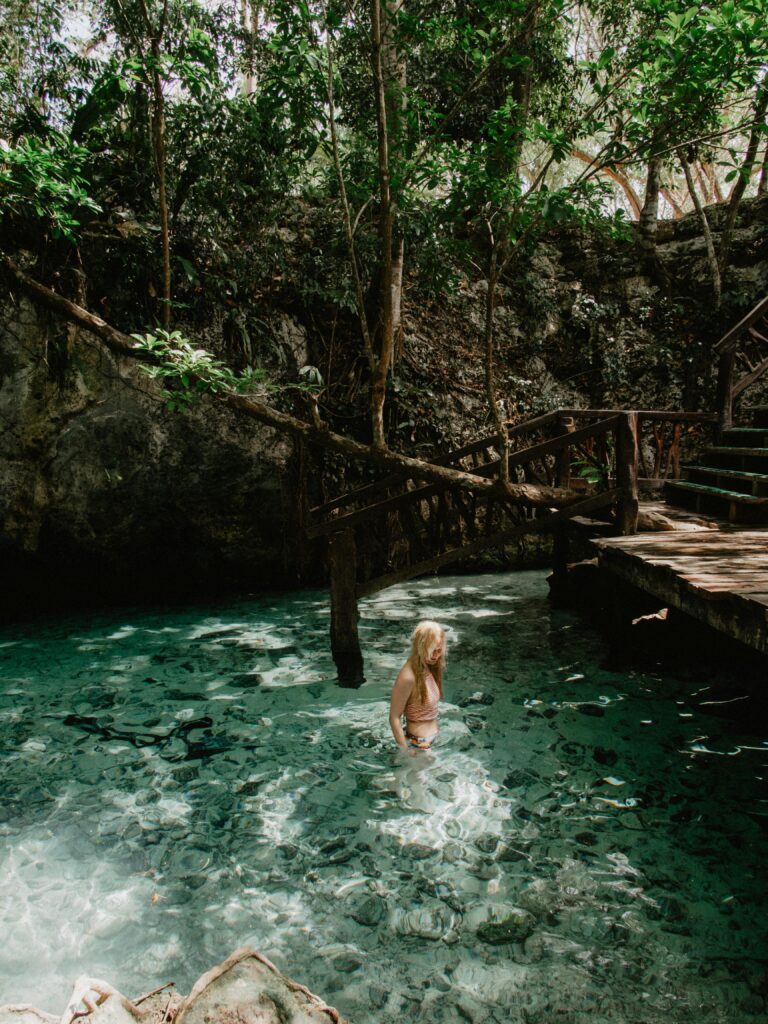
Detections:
720,427,768,447
683,464,768,497
703,446,768,472
665,479,768,524
745,405,768,429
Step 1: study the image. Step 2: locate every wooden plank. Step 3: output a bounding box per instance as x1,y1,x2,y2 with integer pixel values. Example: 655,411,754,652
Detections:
592,503,768,653
358,488,619,599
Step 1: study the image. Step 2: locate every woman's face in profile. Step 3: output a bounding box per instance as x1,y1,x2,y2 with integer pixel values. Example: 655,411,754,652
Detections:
426,636,443,664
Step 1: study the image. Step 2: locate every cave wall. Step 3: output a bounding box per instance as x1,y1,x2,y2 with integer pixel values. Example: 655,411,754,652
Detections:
0,296,302,617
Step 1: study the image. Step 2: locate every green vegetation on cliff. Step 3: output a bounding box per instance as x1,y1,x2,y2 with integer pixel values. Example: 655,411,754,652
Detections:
2,1,767,436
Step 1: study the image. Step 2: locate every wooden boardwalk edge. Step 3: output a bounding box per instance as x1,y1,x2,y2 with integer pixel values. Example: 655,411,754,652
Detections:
591,506,768,655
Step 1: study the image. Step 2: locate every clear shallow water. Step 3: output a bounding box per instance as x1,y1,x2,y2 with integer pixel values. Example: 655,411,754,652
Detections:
1,571,767,1022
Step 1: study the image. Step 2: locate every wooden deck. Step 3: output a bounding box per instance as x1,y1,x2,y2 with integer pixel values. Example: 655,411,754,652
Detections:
591,503,768,654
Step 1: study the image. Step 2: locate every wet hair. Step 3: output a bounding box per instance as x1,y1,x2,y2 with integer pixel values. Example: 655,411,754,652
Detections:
408,620,446,706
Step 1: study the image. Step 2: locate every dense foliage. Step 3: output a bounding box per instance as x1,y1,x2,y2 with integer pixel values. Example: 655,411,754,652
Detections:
1,0,767,444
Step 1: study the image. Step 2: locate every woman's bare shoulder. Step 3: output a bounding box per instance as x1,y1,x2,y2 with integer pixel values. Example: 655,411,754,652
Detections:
392,660,416,696
395,659,416,684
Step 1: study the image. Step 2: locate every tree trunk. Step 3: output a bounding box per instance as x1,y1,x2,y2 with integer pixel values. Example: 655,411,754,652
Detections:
719,82,768,275
325,35,375,373
370,0,394,450
616,412,639,535
484,247,509,485
382,0,406,361
150,40,172,328
329,529,364,686
637,158,662,260
758,139,768,195
138,0,172,329
240,0,259,96
681,156,721,308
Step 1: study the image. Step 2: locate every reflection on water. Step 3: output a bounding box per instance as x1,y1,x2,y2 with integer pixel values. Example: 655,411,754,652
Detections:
0,571,766,1021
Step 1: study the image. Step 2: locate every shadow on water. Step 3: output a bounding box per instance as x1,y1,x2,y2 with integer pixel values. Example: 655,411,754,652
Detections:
0,572,766,1021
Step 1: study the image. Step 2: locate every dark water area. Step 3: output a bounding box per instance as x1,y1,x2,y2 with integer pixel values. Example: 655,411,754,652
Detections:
0,571,766,1021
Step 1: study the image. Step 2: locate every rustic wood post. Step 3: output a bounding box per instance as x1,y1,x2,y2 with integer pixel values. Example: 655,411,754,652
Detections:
715,350,735,432
616,411,639,535
329,528,364,687
553,415,576,582
555,415,575,489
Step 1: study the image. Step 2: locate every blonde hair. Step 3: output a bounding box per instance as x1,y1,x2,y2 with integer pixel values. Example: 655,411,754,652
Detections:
408,620,446,706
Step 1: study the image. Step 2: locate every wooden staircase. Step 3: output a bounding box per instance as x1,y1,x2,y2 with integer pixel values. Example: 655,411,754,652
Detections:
665,293,768,524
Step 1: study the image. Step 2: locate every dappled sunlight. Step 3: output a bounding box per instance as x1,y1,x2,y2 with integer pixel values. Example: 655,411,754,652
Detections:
0,572,766,1019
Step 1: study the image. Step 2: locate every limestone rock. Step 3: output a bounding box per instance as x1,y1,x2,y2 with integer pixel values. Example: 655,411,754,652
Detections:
60,977,141,1024
0,1008,58,1024
175,947,349,1024
636,509,716,532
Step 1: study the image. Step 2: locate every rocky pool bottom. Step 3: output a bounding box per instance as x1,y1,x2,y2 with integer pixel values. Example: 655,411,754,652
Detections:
0,571,766,1022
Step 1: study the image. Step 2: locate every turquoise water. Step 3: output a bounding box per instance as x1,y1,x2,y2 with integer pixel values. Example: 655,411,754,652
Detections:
0,571,766,1021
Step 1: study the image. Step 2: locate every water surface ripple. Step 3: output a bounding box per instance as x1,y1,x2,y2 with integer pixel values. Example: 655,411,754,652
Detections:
0,572,766,1021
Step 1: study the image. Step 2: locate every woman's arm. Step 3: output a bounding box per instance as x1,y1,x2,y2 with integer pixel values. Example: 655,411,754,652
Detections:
389,663,415,748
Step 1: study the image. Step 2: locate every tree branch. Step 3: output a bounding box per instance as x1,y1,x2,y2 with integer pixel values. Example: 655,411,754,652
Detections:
1,257,575,509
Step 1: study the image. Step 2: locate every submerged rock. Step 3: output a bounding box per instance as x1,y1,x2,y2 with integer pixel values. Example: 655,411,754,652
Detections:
391,902,458,941
476,908,536,945
458,692,495,707
348,893,385,927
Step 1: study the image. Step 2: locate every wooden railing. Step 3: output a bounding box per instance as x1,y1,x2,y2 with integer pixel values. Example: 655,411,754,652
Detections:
311,407,714,683
714,293,768,429
310,408,715,538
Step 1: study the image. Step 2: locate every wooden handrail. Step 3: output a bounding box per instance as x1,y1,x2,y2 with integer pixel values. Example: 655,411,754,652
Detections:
713,293,768,355
310,415,625,537
310,410,565,519
310,408,714,519
714,292,768,427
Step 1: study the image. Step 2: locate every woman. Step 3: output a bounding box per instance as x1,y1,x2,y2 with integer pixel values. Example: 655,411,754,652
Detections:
389,620,446,752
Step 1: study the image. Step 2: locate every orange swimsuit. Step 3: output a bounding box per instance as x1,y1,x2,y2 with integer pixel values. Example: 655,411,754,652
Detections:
404,674,440,748
404,672,440,721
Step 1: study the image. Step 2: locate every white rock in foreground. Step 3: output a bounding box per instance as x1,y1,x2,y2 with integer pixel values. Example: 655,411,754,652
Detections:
0,948,349,1024
176,947,348,1024
60,977,141,1024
